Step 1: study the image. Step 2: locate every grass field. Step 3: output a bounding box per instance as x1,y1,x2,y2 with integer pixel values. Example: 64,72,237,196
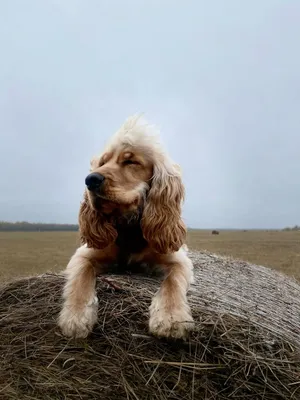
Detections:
0,230,299,282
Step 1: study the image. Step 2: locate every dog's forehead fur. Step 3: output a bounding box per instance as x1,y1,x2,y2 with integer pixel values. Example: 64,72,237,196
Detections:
106,115,163,154
92,115,182,178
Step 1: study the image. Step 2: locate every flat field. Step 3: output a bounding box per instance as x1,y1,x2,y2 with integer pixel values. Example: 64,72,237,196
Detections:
0,230,299,282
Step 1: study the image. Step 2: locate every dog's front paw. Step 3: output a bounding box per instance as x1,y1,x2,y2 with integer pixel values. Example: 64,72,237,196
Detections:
149,295,194,339
58,297,98,339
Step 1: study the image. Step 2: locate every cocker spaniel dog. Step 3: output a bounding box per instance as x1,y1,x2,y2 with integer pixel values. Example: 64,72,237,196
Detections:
58,115,194,339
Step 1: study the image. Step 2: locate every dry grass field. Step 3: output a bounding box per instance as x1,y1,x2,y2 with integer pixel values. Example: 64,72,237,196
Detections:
0,229,299,282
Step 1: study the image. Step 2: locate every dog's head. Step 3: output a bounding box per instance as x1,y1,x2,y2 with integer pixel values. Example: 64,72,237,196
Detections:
79,115,186,254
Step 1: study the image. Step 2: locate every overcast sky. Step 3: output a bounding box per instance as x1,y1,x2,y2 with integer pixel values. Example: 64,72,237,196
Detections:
0,0,299,229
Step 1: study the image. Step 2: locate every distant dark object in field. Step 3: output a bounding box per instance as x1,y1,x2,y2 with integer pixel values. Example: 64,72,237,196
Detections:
0,250,300,400
211,230,219,235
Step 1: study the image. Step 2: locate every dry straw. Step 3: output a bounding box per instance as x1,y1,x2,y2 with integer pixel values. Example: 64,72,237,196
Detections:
0,251,300,399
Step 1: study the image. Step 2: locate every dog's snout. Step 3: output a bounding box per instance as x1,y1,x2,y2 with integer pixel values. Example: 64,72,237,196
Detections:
85,173,105,191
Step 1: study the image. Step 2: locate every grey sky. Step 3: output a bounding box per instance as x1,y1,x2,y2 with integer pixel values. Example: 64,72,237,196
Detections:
0,0,299,229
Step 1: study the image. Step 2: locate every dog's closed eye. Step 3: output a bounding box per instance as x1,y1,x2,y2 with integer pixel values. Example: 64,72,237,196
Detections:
123,159,140,166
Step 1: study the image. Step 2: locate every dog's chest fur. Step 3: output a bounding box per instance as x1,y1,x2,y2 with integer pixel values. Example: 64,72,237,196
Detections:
115,222,147,265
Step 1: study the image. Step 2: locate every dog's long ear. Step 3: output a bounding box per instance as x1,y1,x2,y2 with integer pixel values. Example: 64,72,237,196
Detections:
141,159,186,254
78,191,117,249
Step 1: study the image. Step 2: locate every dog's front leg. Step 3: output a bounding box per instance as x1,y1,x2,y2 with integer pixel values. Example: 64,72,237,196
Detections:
149,247,194,339
58,245,114,338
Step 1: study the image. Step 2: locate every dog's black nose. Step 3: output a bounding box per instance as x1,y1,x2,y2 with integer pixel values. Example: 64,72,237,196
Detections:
85,173,105,191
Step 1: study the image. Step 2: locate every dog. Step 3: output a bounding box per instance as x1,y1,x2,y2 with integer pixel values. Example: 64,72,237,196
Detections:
58,115,194,339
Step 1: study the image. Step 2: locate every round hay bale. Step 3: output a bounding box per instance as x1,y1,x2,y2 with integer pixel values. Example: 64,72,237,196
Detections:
0,250,300,400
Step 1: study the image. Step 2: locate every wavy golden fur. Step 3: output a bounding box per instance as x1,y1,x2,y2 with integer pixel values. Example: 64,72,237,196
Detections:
79,191,118,249
58,115,194,339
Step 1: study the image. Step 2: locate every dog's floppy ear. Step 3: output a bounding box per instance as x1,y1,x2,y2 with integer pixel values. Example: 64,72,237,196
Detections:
141,159,186,254
79,191,117,249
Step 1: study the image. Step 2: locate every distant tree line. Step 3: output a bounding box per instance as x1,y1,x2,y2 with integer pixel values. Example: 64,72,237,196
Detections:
282,225,300,231
0,221,79,232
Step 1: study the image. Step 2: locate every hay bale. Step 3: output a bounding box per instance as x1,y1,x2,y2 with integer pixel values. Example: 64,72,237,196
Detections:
1,251,300,400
